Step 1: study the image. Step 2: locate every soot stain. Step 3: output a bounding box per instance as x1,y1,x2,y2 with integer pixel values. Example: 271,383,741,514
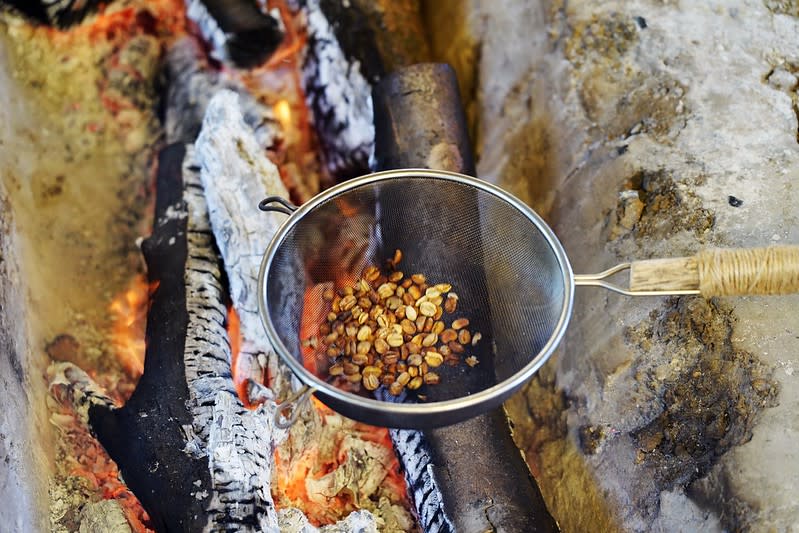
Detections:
625,297,779,492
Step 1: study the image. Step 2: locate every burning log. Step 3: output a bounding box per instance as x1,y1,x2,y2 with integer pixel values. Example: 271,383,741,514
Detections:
193,90,414,529
185,0,284,68
49,140,388,532
164,36,280,149
294,0,375,181
193,89,290,398
293,0,429,180
80,143,216,532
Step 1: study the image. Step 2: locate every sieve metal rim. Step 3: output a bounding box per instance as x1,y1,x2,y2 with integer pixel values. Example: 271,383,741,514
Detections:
257,168,575,418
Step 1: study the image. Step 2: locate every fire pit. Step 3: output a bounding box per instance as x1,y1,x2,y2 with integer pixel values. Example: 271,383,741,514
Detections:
0,1,554,531
3,1,798,532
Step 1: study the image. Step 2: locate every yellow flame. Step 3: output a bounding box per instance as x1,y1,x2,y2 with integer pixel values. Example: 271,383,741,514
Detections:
109,274,150,379
274,99,292,130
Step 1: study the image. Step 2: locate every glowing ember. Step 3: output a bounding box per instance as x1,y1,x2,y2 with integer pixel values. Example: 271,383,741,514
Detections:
108,273,152,380
49,387,153,533
227,305,262,407
274,99,293,131
269,282,412,526
273,398,410,526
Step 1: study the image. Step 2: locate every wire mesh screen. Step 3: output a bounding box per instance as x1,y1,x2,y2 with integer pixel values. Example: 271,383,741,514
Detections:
265,175,567,404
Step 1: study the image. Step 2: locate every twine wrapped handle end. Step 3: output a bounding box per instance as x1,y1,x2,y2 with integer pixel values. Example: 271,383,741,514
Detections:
629,245,799,297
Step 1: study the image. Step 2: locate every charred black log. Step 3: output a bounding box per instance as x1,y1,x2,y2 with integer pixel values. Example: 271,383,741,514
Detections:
0,0,103,28
373,63,559,533
88,144,213,532
185,0,284,68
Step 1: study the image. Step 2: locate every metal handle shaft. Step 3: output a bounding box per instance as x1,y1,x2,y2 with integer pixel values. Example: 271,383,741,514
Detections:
575,245,799,297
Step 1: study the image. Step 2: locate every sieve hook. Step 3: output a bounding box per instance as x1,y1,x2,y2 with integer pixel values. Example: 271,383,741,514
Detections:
259,196,297,216
273,385,314,429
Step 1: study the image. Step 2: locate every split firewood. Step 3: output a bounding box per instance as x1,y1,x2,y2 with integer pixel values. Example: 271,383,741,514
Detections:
194,89,292,400
164,36,280,150
193,90,413,529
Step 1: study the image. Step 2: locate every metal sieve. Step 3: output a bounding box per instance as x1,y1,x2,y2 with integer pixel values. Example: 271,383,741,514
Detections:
258,168,799,429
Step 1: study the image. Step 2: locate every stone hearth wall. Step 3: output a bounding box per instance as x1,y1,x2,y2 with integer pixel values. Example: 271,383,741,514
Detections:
0,11,162,531
425,1,799,531
0,36,55,532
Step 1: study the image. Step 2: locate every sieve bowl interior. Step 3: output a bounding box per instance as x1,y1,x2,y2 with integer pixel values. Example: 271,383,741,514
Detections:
258,169,574,428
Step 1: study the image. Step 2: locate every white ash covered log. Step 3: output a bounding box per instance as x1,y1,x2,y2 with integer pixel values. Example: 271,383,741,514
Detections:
293,0,429,180
295,0,376,180
193,89,414,530
163,37,280,150
194,89,290,397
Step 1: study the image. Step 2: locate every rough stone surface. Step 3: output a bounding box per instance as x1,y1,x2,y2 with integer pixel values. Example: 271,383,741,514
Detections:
0,7,170,530
78,499,132,533
429,0,799,531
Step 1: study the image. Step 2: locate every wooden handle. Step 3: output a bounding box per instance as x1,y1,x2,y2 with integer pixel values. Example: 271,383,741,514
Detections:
630,246,799,297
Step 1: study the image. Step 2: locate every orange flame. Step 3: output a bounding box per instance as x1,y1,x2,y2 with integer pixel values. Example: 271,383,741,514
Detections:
273,99,292,131
227,305,262,407
108,274,155,380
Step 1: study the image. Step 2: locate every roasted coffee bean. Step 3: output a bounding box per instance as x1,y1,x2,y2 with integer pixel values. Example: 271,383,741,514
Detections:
424,372,440,385
452,318,470,330
424,351,444,367
407,353,423,367
387,332,404,347
407,376,423,390
440,329,457,343
351,352,368,365
320,249,478,393
444,293,458,313
374,338,389,354
448,341,465,354
363,374,380,390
